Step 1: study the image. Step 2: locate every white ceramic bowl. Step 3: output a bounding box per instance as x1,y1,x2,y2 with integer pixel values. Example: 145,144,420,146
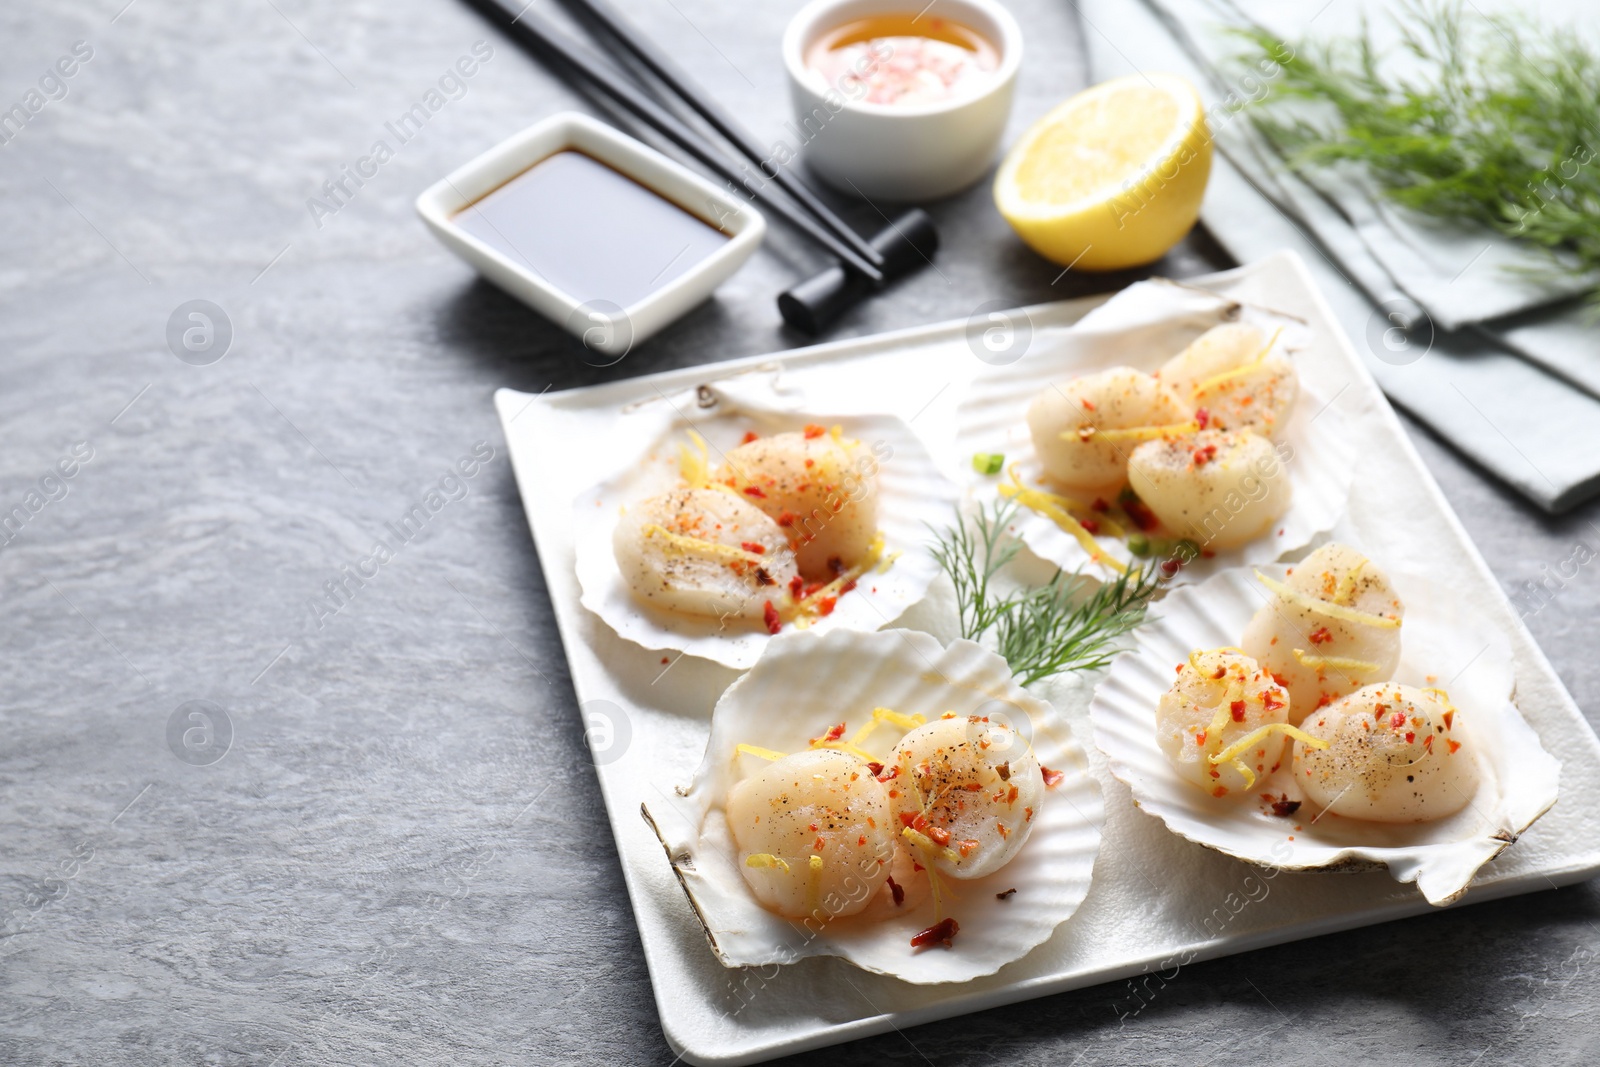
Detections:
782,0,1022,202
415,112,765,359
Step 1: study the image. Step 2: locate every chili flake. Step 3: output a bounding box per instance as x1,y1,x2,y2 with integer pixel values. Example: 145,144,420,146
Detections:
811,722,846,745
1124,499,1158,531
910,917,958,949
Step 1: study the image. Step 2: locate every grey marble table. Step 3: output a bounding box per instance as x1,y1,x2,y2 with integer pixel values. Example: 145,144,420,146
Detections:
3,1,1597,1064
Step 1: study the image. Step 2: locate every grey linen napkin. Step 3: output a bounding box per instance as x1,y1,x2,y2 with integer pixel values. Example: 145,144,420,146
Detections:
1076,0,1600,511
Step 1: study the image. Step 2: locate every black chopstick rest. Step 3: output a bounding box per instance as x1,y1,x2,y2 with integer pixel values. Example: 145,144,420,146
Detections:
778,209,939,335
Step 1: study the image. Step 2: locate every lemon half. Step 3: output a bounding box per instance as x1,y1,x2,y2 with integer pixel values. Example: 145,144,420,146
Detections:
995,73,1212,271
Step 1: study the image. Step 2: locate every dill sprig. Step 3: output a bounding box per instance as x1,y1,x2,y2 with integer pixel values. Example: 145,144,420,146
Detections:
1234,0,1600,299
929,498,1024,640
930,501,1164,686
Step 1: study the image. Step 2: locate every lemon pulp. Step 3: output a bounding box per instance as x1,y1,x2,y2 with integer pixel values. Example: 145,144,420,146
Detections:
995,73,1212,271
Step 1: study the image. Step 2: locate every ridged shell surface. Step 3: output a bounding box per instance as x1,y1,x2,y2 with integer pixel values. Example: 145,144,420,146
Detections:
648,628,1105,983
953,280,1353,583
1089,563,1560,905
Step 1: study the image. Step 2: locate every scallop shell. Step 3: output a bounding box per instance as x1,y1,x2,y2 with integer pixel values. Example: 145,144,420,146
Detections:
952,279,1353,583
645,628,1105,984
1089,562,1561,905
574,385,959,669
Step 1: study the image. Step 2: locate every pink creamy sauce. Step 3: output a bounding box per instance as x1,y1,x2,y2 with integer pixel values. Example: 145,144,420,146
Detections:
806,16,1000,107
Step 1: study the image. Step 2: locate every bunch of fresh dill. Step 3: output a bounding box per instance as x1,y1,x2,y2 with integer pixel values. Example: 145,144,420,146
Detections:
929,501,1163,687
1234,0,1600,298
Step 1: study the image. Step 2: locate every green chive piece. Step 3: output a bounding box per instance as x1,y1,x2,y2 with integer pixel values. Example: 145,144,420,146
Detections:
1127,533,1152,557
972,452,1005,475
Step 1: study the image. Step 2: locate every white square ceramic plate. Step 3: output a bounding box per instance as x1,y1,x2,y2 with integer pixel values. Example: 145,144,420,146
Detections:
493,252,1600,1066
417,111,765,356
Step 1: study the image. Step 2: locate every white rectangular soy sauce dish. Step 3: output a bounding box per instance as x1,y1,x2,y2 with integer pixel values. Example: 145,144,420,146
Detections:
493,252,1600,1065
416,111,765,357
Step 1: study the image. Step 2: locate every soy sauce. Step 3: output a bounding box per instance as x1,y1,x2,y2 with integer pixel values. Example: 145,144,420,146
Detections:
452,150,730,309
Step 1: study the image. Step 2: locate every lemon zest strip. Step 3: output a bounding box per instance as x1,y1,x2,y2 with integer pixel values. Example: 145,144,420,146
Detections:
678,430,712,488
811,740,876,760
1292,648,1381,672
677,430,746,499
999,464,1127,573
1203,683,1245,751
643,523,770,566
1208,721,1328,790
901,826,960,866
1209,722,1328,768
793,534,886,617
1332,556,1369,605
745,853,789,873
875,707,927,731
805,854,823,916
1256,571,1402,629
1065,419,1200,443
847,719,880,749
839,705,927,757
1191,326,1285,398
735,743,786,761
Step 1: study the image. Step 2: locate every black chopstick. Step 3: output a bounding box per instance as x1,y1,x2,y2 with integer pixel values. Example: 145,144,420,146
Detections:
462,0,886,283
554,0,888,270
